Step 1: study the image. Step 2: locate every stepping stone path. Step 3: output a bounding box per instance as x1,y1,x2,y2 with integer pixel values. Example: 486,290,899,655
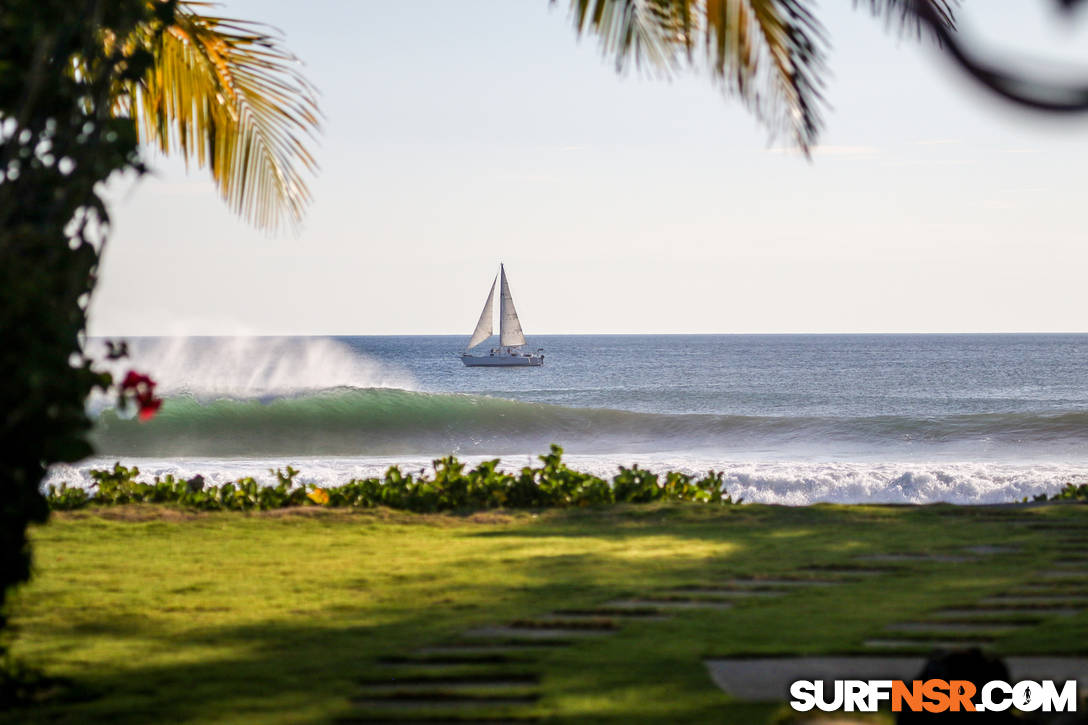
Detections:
859,523,1088,653
343,518,1087,722
344,573,855,721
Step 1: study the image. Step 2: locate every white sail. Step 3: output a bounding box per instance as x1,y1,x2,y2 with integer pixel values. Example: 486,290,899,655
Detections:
466,276,497,350
498,264,526,347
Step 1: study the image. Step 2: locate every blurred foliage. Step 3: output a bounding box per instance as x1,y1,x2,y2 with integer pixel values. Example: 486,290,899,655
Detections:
0,1,318,688
562,0,958,152
47,446,741,513
0,0,175,677
1034,482,1088,502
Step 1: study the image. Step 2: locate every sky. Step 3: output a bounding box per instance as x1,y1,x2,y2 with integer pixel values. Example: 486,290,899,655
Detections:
89,0,1088,336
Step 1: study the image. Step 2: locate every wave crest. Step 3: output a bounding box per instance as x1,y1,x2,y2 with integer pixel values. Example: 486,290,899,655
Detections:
90,387,1088,458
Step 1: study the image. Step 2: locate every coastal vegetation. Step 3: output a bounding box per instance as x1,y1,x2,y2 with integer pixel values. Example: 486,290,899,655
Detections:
5,503,1087,724
46,446,741,512
1036,481,1088,502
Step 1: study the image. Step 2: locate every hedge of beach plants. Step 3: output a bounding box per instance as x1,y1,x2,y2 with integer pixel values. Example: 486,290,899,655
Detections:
1035,481,1088,502
46,445,740,513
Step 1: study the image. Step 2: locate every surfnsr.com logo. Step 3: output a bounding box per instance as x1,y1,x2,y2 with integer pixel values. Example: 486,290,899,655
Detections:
789,679,1079,714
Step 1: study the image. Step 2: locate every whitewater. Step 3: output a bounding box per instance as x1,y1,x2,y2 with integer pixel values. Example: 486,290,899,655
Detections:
47,334,1088,505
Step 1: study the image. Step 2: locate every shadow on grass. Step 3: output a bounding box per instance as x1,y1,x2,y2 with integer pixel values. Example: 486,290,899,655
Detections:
5,542,751,724
8,504,1080,725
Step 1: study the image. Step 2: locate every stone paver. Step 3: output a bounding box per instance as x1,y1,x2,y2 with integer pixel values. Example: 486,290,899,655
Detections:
932,607,1077,617
352,687,539,705
981,596,1088,606
377,654,535,669
412,644,560,656
884,621,1028,634
856,553,973,563
357,681,539,695
604,598,735,610
463,626,611,640
1038,570,1088,580
964,545,1020,555
552,605,661,613
657,587,785,599
335,714,535,718
726,577,844,588
797,566,892,576
359,672,537,686
862,637,995,650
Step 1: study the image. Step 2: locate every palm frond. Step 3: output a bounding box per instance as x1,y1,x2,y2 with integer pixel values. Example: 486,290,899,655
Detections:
705,0,827,152
569,0,690,74
856,0,959,42
130,1,320,232
565,0,827,152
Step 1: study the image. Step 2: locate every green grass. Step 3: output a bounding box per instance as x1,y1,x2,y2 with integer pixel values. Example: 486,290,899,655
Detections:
4,503,1087,724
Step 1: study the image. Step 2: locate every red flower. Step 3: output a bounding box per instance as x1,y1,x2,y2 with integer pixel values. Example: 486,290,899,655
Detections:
137,397,162,421
121,371,151,388
119,369,162,422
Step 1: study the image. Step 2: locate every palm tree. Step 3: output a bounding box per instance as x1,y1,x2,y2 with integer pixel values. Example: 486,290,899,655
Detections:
112,0,1087,229
120,1,321,232
562,0,958,153
118,1,959,225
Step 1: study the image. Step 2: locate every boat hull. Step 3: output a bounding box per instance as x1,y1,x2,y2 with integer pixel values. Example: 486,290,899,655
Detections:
461,352,543,367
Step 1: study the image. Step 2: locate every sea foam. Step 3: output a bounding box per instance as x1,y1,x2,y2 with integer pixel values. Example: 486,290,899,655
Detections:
88,336,416,402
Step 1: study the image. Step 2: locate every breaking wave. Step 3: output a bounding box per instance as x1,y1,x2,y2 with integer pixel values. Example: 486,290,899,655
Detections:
87,336,416,406
90,386,1088,458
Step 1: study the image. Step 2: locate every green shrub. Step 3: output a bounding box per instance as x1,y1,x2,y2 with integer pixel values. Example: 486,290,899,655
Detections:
42,483,90,512
1035,482,1088,502
613,465,662,503
46,445,740,513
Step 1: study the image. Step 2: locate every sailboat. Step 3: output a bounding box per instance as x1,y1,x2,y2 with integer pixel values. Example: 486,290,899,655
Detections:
461,264,544,367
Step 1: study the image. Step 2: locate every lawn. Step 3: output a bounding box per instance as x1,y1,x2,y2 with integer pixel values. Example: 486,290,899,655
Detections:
4,503,1087,724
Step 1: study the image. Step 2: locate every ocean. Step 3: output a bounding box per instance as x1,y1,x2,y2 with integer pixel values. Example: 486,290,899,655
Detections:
47,334,1088,505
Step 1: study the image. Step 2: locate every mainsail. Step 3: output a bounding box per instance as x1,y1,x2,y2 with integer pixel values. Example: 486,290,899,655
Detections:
498,264,526,347
466,276,496,350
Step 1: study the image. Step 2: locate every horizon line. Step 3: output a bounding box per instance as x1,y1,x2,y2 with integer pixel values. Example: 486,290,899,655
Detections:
88,330,1088,338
